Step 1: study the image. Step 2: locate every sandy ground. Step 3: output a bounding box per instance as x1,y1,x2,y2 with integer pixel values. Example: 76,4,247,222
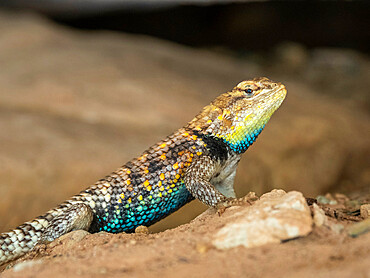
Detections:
2,196,370,278
0,10,369,277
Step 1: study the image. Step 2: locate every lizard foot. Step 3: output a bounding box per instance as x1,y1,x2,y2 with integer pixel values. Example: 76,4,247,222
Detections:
216,192,259,216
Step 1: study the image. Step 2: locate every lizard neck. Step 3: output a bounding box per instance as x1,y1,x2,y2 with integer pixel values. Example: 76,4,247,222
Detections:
188,109,269,155
216,120,266,154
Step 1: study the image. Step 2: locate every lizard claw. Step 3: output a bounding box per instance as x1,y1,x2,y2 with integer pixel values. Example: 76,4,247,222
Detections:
216,205,228,216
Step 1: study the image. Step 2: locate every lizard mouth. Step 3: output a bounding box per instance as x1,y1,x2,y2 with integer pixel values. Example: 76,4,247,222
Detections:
278,86,287,98
274,83,287,101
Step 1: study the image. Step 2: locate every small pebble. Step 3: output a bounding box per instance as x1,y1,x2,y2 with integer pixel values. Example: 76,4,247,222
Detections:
316,195,337,205
135,226,149,234
334,193,349,202
360,204,370,218
312,203,326,227
196,243,210,254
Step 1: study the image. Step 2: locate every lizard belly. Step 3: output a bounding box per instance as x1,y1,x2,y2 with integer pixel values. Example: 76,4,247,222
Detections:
89,182,193,233
211,155,240,198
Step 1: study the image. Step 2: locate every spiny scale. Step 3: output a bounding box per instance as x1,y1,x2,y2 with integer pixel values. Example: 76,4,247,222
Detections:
0,77,287,266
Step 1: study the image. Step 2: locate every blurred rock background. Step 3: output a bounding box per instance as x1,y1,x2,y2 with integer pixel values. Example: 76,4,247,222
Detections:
0,1,369,233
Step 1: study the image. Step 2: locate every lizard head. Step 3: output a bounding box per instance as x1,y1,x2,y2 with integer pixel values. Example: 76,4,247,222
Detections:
187,77,287,153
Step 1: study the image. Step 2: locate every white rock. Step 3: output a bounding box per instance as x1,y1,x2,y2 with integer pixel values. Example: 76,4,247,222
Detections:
13,259,43,272
312,203,326,227
212,190,312,249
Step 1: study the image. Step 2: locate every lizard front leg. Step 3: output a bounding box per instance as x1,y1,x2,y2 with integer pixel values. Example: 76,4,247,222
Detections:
184,155,230,207
184,155,257,213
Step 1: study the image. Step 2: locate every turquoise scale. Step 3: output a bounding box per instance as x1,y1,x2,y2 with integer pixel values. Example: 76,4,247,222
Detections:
226,126,265,153
93,183,193,233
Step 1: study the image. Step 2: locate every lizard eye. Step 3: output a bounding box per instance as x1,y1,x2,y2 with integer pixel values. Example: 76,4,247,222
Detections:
244,88,254,97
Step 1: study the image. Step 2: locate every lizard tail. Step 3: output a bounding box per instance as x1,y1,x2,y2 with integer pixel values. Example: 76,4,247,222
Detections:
0,200,90,266
0,217,50,266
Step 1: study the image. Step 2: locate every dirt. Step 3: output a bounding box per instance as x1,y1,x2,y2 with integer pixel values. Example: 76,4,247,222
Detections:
0,10,369,277
2,193,370,278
